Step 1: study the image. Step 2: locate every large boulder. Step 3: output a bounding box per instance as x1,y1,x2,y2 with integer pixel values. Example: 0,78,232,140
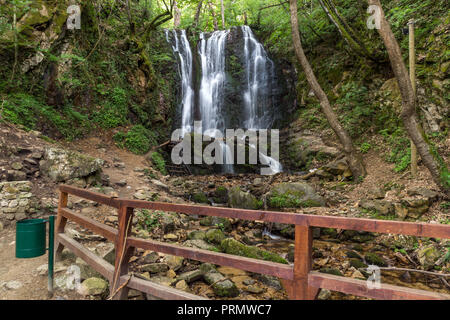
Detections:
40,147,104,182
77,277,109,297
228,186,262,210
266,182,325,209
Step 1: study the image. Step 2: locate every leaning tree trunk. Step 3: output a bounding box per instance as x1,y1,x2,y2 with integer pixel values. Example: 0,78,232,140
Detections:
173,0,181,28
368,0,449,193
289,0,366,180
318,0,374,60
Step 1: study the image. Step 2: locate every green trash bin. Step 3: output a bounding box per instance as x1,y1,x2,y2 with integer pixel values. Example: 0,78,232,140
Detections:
16,219,47,258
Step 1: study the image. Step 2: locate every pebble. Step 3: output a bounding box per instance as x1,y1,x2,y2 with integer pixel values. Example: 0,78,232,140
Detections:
5,280,23,290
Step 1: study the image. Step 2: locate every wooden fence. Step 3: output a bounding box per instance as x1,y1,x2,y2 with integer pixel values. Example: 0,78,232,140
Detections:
54,185,450,300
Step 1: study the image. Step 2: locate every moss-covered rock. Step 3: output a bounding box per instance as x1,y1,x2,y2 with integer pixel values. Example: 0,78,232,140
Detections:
205,228,226,245
416,245,441,270
266,182,325,208
220,238,288,264
192,191,209,204
187,230,206,241
213,186,229,203
228,186,262,210
364,252,387,267
349,258,368,269
319,268,343,277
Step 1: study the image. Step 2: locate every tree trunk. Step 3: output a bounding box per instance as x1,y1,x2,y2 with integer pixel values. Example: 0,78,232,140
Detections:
208,1,218,31
289,0,366,180
221,0,225,29
318,0,374,60
173,0,181,28
125,0,135,35
367,0,449,193
194,0,203,28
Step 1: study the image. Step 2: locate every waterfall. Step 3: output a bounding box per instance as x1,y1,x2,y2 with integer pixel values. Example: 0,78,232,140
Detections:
198,30,229,135
241,26,282,174
165,29,194,136
242,25,276,130
198,30,234,173
166,27,282,175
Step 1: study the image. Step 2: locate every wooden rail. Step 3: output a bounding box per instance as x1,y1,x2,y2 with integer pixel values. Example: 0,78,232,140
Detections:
54,185,450,300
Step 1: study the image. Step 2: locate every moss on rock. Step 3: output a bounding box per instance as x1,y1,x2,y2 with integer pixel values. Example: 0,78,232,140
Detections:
220,238,288,264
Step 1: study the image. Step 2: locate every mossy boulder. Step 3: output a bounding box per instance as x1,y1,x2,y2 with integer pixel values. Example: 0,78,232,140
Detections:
204,271,239,297
213,186,229,203
266,182,325,208
205,228,226,245
349,258,368,269
78,277,109,297
228,186,262,210
192,192,209,204
220,238,288,264
187,230,206,241
364,252,387,267
40,147,104,182
416,245,441,270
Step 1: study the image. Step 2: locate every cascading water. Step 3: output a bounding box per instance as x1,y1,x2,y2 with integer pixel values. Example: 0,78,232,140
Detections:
166,26,283,175
242,25,276,130
198,30,234,173
165,29,194,136
241,26,282,174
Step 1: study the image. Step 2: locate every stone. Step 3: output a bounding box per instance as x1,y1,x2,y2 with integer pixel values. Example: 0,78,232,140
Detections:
359,199,394,215
394,203,408,219
149,276,174,287
11,162,23,170
150,179,169,192
192,191,209,204
5,280,23,290
78,277,108,296
266,182,325,208
175,280,188,290
205,228,226,245
246,285,264,294
187,230,206,241
178,269,203,283
199,263,216,274
228,186,262,210
142,251,160,264
162,255,184,271
255,274,282,290
40,147,104,182
140,263,169,274
102,248,115,265
317,289,331,300
213,186,229,203
115,180,127,187
59,249,76,263
164,233,178,241
183,239,217,251
76,257,104,280
368,187,385,199
319,268,343,276
204,270,239,297
351,270,366,280
220,238,287,264
417,245,441,270
7,170,27,181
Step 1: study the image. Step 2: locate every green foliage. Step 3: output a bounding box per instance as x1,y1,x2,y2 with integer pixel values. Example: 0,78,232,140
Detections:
360,142,372,154
114,125,157,155
93,87,128,129
150,151,167,175
379,127,411,173
136,209,161,231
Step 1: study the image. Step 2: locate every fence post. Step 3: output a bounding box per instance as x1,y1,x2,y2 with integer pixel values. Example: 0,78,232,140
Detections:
110,203,135,300
54,190,68,261
291,225,319,300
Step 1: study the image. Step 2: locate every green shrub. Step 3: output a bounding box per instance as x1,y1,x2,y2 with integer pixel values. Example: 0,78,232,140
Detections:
114,125,157,155
93,87,128,129
150,151,167,175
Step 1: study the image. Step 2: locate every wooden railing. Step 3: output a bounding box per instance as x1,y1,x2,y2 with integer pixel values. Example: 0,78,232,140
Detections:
54,185,450,300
